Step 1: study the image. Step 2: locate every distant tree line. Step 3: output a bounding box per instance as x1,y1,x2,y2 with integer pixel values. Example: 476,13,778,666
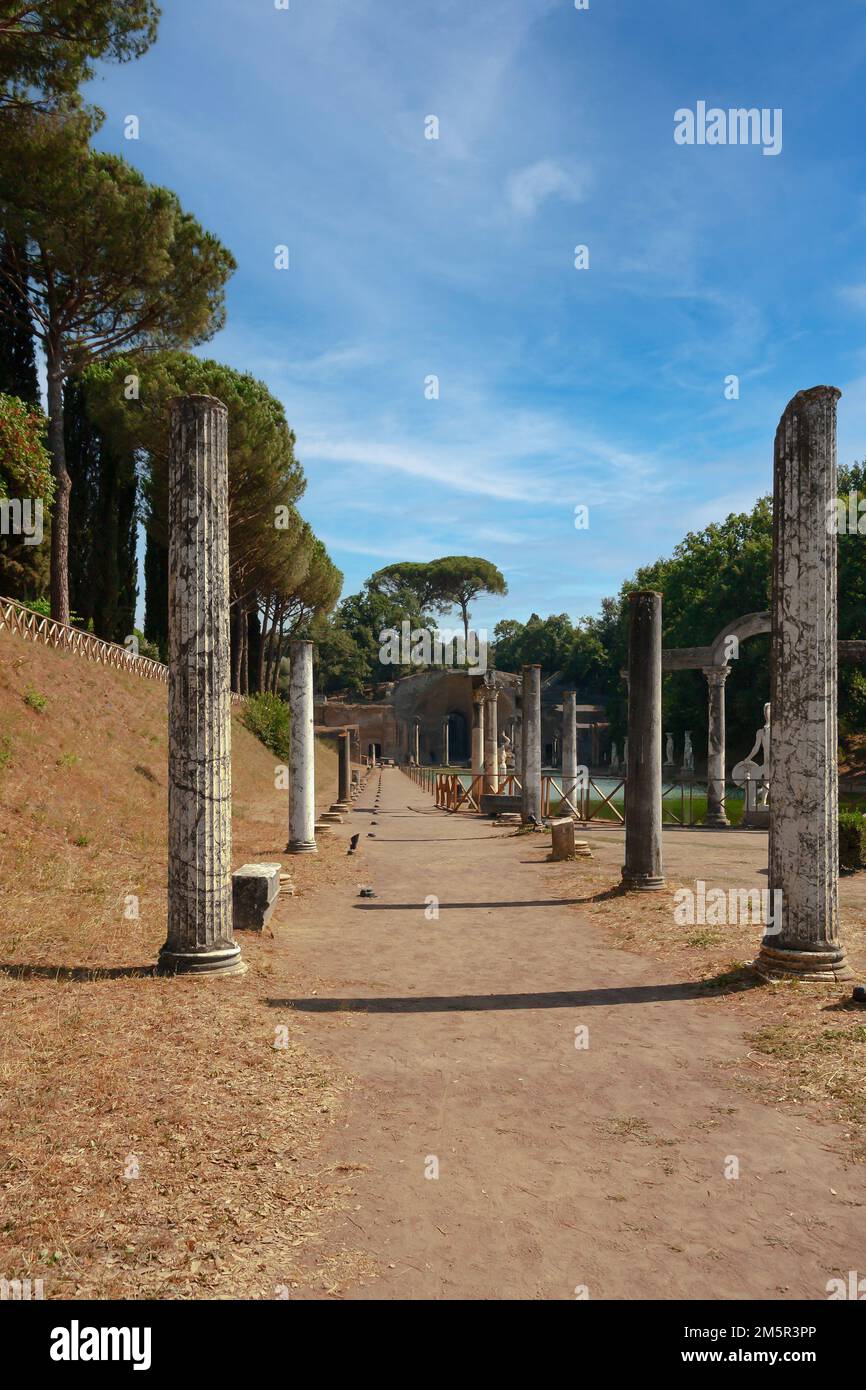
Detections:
0,2,340,690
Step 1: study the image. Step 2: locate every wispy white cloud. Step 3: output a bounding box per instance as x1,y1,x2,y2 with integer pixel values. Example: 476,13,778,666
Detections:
505,159,591,218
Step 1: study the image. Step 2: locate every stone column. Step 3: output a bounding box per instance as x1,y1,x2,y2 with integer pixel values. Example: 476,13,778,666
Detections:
621,591,665,891
160,395,244,976
521,664,542,823
337,730,351,806
483,687,499,793
562,690,578,813
758,385,851,980
703,667,730,828
441,717,450,767
287,639,317,853
471,690,485,778
413,721,420,765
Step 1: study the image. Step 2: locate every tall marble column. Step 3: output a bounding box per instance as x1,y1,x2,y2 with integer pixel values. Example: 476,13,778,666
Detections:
703,667,730,827
758,385,851,980
471,689,485,779
337,730,351,806
562,690,578,813
287,639,317,853
160,395,244,976
483,686,499,793
622,591,665,891
521,664,542,823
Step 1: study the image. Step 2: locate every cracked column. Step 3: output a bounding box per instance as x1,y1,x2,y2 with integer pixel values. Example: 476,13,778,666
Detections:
287,639,317,853
703,667,730,827
622,591,665,891
471,688,485,781
483,685,499,794
758,385,852,980
160,395,244,976
562,690,578,814
521,664,542,823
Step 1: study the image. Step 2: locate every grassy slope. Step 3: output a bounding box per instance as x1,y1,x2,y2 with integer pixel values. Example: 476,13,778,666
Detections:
0,629,366,1298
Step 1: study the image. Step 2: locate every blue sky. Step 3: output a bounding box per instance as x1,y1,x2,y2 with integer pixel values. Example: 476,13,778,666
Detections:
84,0,866,636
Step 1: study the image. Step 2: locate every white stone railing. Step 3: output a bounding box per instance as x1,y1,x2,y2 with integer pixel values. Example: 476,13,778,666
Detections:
0,594,168,682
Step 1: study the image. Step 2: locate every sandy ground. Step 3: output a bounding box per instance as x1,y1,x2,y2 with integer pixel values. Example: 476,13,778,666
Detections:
268,767,866,1300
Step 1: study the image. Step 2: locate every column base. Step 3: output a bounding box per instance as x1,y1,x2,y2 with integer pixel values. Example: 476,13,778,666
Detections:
621,868,666,892
754,942,853,983
157,940,247,977
704,814,730,829
286,840,317,854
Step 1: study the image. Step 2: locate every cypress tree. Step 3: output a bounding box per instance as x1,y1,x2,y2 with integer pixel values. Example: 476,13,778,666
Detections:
0,236,39,406
143,531,168,658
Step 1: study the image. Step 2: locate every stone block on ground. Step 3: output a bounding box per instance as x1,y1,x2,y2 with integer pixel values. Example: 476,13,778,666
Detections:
232,862,281,931
550,818,576,861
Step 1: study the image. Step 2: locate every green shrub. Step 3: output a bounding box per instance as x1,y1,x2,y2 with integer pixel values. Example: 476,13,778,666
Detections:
23,684,47,712
241,692,291,762
839,810,866,870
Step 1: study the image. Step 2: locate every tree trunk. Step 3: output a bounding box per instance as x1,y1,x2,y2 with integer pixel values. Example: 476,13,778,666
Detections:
46,349,70,625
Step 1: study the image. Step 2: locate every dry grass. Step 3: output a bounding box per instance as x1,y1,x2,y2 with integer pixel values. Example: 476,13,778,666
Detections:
0,630,372,1298
557,850,866,1162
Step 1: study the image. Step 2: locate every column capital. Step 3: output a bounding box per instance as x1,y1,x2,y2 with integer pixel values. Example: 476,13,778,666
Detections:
702,665,730,686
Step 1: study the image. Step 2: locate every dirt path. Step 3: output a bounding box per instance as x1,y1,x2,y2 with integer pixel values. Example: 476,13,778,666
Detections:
271,768,866,1300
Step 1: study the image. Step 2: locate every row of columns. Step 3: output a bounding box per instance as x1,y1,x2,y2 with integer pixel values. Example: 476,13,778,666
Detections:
618,386,850,980
161,386,851,986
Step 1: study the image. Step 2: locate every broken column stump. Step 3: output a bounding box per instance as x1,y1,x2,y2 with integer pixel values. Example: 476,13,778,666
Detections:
232,863,281,931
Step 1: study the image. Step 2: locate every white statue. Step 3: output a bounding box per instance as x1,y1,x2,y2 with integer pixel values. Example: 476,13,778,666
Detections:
745,702,771,805
610,740,618,772
502,734,515,771
732,702,770,807
498,741,507,776
665,732,674,765
683,731,694,773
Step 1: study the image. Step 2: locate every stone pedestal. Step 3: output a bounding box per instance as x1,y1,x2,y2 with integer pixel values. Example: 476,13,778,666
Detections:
703,668,730,827
622,591,665,891
521,664,542,824
232,863,281,932
160,395,244,976
287,640,317,854
757,385,851,981
550,818,575,861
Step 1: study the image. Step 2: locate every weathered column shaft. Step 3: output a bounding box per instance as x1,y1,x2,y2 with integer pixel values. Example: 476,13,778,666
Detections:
562,690,578,812
483,690,499,793
338,731,351,804
622,591,665,891
161,395,243,976
471,692,485,778
288,640,317,853
704,668,730,827
759,385,850,980
521,665,542,823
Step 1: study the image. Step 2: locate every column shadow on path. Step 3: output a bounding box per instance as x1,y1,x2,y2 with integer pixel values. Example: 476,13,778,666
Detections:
269,974,760,1014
